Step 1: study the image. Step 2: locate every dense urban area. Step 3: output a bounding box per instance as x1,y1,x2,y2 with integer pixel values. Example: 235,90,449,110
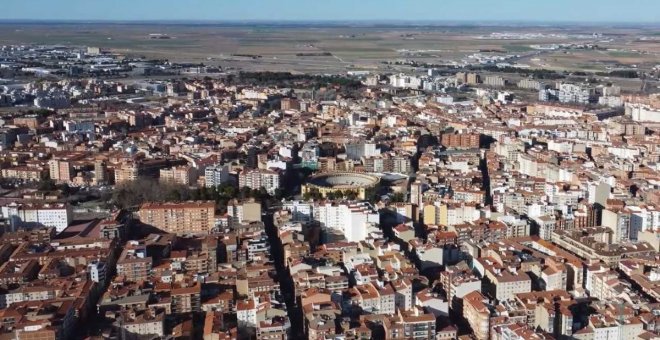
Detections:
0,27,659,340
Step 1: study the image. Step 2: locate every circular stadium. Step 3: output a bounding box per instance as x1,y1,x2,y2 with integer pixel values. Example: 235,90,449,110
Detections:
303,172,379,200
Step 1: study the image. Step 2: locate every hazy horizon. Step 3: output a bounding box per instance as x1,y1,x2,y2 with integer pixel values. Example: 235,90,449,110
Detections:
0,19,657,29
2,0,660,24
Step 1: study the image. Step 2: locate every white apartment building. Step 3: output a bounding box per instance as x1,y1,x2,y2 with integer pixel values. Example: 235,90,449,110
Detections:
534,215,557,240
493,274,532,301
626,103,660,123
517,154,541,178
0,288,57,309
345,142,380,161
204,164,231,188
444,204,480,227
88,261,107,284
266,159,288,171
349,282,396,316
494,140,524,163
599,95,623,107
389,74,423,89
558,83,595,104
237,297,268,327
239,169,282,195
393,279,413,311
517,78,543,90
63,120,95,133
282,200,314,222
483,75,506,87
121,312,164,338
629,205,660,232
1,202,73,233
313,201,379,242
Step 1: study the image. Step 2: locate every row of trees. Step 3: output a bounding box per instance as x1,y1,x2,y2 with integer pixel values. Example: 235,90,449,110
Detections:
231,71,363,89
111,178,289,212
595,70,640,79
193,184,285,202
302,188,360,201
111,178,193,209
476,65,566,80
110,180,412,216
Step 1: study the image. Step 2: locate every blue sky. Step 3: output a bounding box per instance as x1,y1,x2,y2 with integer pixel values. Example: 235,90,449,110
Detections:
1,0,659,23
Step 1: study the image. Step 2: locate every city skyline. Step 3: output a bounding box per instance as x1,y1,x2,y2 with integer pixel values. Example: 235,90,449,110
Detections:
0,1,659,339
2,0,660,23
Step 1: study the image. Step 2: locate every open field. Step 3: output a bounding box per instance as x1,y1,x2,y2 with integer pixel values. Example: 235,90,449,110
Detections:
0,23,658,74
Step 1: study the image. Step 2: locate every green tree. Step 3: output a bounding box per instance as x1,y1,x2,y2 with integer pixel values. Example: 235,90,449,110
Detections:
199,187,209,200
259,187,270,199
219,184,237,198
59,183,72,196
251,188,262,200
209,186,220,202
391,192,406,203
166,189,182,201
111,178,193,209
303,188,322,201
345,190,358,201
190,189,200,200
38,178,57,191
240,186,252,199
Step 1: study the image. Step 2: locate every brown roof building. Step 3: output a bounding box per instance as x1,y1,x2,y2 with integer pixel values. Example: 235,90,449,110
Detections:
138,201,216,235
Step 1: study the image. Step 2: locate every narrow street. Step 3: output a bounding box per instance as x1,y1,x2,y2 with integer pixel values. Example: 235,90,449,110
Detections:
262,210,305,338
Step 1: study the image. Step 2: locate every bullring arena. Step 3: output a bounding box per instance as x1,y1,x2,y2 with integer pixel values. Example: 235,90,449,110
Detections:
302,172,380,200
